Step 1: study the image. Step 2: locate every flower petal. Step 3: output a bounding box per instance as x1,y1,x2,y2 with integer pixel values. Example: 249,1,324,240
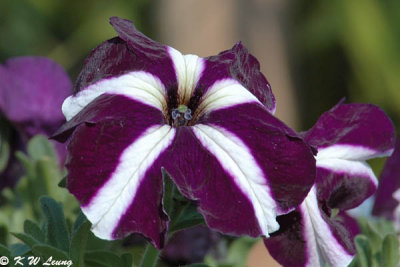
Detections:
56,94,173,248
75,17,178,108
190,43,275,113
81,124,175,247
167,47,205,105
265,187,357,267
161,100,314,238
199,102,316,214
316,159,378,210
264,210,308,267
373,135,400,219
305,102,395,159
63,71,167,121
0,56,71,136
163,127,275,238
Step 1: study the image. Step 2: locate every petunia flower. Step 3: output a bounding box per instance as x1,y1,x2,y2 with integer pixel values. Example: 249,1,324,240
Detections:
0,56,72,188
264,101,395,267
52,17,316,249
372,135,400,225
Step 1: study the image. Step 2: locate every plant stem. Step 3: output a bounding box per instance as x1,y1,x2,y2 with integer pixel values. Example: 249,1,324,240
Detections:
139,243,160,267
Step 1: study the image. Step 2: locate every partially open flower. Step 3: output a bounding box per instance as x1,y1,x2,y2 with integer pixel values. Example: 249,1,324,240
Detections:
53,17,316,248
264,101,395,267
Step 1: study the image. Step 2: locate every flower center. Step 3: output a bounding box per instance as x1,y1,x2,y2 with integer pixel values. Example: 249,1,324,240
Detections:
171,104,192,127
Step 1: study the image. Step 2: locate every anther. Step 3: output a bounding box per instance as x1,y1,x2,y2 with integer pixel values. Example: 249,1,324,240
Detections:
171,105,192,126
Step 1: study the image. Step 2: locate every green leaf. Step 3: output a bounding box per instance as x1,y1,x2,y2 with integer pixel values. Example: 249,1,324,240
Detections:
373,218,396,236
36,158,58,191
330,208,339,219
355,235,373,267
9,243,31,257
0,225,7,245
58,176,67,188
121,253,133,267
32,244,69,261
12,233,41,248
0,120,10,172
184,264,210,267
24,220,45,243
169,204,205,233
139,244,160,267
27,135,56,160
358,217,382,253
39,196,70,252
382,234,399,267
84,250,124,267
15,151,33,173
73,211,87,232
162,170,175,215
0,243,11,259
69,220,91,267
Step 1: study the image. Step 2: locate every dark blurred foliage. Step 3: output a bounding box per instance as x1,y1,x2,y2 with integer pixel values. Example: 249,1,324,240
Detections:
161,226,219,266
0,0,154,80
286,0,400,133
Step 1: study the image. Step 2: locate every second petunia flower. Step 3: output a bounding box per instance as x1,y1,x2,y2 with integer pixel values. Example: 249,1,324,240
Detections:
53,17,316,248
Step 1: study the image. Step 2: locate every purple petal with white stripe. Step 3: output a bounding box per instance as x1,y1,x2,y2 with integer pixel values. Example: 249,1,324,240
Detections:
315,160,378,211
373,135,400,219
264,187,358,267
305,102,395,158
264,102,394,267
75,17,178,105
193,43,276,113
305,102,396,210
197,102,316,214
54,93,172,248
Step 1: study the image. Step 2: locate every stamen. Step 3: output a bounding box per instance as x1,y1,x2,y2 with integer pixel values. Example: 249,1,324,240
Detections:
184,109,192,120
171,105,192,126
172,109,180,120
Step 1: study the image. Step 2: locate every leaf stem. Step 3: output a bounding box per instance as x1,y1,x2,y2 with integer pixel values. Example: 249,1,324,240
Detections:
139,243,160,267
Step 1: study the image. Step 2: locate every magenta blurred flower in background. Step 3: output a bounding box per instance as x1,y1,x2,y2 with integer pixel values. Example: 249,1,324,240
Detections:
0,56,71,138
53,17,316,249
265,102,395,267
0,56,72,187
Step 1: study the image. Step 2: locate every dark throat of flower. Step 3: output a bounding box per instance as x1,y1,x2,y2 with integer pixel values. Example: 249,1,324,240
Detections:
167,88,204,127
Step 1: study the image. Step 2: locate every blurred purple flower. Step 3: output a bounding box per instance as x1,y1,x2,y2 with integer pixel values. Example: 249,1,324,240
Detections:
162,226,219,265
0,56,72,187
372,135,400,222
53,17,316,249
264,102,395,267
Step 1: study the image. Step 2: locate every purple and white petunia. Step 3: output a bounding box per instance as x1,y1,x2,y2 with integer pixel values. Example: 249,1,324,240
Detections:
373,135,400,226
53,17,316,248
264,101,396,267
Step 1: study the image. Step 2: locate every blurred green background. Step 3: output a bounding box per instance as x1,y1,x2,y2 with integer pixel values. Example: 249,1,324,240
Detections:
289,0,400,130
1,0,398,131
0,0,154,79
